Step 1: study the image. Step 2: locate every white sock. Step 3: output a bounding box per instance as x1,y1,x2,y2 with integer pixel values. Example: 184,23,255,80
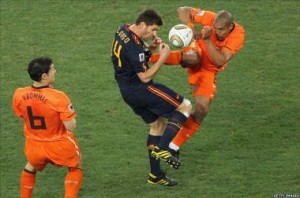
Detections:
169,142,179,151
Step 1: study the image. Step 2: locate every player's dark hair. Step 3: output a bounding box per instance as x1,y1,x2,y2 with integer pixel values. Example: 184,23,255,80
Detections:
215,10,233,27
28,57,53,82
136,9,163,26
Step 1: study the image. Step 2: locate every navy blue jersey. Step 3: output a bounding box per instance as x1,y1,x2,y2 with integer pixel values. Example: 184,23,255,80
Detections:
112,24,151,87
111,24,184,123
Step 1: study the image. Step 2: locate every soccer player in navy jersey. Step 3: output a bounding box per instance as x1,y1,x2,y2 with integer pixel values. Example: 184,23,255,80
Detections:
111,9,192,186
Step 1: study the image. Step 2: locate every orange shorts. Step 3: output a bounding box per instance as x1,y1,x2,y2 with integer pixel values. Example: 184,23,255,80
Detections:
188,69,217,100
24,132,81,171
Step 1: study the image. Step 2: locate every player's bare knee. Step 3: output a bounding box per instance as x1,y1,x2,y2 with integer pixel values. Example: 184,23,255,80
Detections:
149,117,165,136
24,162,36,173
195,102,209,117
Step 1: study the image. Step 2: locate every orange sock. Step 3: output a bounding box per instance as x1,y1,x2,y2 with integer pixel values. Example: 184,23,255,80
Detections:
20,170,36,198
149,51,181,65
172,116,200,148
64,168,83,198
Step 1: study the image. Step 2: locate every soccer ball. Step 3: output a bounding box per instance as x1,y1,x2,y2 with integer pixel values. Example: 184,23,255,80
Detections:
168,24,193,48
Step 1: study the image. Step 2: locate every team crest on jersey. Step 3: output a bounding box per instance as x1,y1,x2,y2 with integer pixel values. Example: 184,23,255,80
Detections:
68,103,75,112
196,11,205,16
139,53,145,62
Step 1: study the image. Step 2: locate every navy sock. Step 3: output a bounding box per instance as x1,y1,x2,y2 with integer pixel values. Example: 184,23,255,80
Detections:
158,111,188,150
147,134,162,176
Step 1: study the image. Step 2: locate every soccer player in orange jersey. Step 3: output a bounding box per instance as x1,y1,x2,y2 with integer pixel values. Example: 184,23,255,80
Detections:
150,7,245,155
12,57,83,198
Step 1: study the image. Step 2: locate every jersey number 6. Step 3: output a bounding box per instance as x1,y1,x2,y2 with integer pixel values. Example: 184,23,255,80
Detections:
27,106,47,129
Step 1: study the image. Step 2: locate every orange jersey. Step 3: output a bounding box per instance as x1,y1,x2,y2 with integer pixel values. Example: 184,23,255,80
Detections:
13,86,76,141
190,8,245,73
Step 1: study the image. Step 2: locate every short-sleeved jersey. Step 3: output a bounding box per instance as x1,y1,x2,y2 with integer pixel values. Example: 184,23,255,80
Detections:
111,24,184,122
13,86,76,141
111,24,151,89
190,8,245,73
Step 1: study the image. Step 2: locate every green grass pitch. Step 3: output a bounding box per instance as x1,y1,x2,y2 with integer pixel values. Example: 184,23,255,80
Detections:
1,0,299,197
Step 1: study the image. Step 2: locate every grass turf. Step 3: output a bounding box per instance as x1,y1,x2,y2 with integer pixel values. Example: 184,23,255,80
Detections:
1,0,299,197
